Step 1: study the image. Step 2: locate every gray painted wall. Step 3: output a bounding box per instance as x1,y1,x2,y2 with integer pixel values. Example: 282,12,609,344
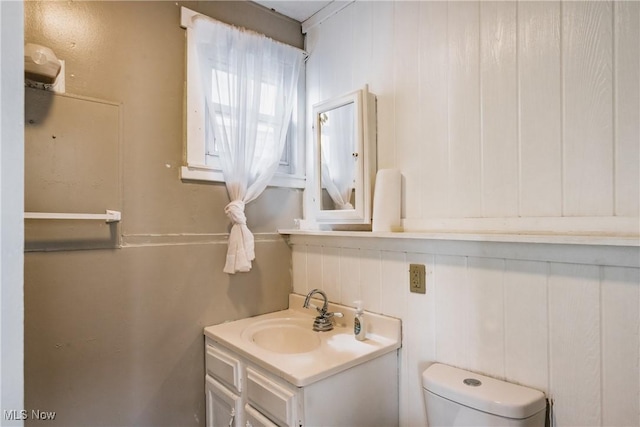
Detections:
23,2,302,426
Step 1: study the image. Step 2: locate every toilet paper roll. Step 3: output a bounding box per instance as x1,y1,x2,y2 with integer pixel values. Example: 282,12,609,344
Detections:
372,169,402,232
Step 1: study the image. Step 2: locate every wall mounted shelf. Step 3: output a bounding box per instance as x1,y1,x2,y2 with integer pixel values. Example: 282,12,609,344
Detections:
279,229,640,269
279,229,639,247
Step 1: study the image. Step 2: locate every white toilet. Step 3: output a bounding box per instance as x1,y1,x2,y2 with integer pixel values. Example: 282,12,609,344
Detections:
422,363,547,427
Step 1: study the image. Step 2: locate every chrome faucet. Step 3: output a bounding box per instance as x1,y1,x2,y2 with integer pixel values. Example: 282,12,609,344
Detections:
303,289,343,332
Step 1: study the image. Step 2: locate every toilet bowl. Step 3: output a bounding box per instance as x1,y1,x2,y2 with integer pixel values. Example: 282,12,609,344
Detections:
422,363,546,427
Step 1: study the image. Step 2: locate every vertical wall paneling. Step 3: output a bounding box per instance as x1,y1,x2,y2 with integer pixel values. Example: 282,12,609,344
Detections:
601,266,640,426
562,1,614,216
447,1,482,217
614,1,640,217
339,247,361,306
434,255,469,367
480,2,519,217
306,245,323,293
504,260,549,392
517,1,563,217
329,4,355,98
358,249,382,313
466,257,506,377
321,246,341,300
351,1,373,93
379,251,406,319
304,24,320,217
302,1,640,424
405,252,435,427
307,21,326,106
315,4,352,101
371,1,395,169
394,2,421,219
306,0,637,234
307,4,351,104
304,25,320,117
419,1,450,218
291,245,307,295
379,250,407,426
548,263,601,426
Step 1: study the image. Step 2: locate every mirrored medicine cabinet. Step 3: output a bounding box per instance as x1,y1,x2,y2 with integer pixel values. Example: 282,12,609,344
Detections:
312,86,377,225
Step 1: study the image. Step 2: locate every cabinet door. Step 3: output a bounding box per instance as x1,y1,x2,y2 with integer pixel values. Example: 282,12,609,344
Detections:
206,375,242,427
244,404,279,427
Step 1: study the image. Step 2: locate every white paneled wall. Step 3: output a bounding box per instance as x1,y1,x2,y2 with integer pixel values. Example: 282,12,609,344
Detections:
305,1,639,231
290,239,640,426
302,1,640,426
518,1,562,217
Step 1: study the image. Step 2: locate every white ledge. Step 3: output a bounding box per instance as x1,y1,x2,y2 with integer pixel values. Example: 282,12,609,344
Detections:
181,165,305,189
279,229,640,269
279,229,639,247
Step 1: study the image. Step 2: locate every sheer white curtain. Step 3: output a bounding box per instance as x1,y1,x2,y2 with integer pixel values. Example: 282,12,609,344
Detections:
320,103,356,209
193,16,303,274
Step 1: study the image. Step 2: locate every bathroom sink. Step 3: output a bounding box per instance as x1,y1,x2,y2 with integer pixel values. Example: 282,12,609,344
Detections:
241,318,321,354
204,294,401,386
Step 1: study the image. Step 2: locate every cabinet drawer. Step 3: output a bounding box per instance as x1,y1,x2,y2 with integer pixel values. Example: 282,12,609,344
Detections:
246,367,298,427
244,404,279,427
206,344,242,393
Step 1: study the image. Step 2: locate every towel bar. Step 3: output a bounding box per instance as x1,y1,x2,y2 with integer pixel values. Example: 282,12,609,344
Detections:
24,210,121,223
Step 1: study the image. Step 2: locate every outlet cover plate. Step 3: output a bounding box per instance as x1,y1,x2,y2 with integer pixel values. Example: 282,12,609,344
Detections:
409,263,426,294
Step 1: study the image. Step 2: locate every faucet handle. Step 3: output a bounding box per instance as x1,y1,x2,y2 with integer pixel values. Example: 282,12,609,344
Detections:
325,311,343,319
305,302,321,312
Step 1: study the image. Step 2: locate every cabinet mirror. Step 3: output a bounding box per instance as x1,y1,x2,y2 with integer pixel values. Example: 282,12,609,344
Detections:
312,87,376,225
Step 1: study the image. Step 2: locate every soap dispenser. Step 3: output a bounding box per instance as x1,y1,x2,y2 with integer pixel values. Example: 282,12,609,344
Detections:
354,300,366,341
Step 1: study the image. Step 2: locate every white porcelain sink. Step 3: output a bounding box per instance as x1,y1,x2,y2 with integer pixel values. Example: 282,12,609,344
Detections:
204,294,401,386
241,317,321,354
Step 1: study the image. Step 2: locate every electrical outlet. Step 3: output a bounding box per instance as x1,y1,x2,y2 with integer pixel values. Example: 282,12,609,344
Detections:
409,264,426,294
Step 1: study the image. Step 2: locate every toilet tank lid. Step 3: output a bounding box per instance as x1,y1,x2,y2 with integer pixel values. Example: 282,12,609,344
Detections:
422,363,546,419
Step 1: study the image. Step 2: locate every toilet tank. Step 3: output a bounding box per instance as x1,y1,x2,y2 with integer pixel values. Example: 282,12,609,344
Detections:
422,364,547,427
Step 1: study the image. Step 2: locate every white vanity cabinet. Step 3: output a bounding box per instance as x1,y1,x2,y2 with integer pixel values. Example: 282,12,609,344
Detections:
205,341,302,427
204,339,398,427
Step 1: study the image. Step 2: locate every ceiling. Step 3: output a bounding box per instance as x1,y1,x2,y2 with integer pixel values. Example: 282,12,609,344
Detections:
253,0,333,22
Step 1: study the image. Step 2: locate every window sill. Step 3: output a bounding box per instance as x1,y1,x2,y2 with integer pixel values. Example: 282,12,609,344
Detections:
181,165,306,189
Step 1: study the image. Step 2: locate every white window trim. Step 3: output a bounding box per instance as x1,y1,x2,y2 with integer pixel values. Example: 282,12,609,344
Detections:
180,164,306,189
180,7,306,189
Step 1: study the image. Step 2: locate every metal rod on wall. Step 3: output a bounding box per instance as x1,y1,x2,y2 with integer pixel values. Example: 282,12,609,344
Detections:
24,210,121,223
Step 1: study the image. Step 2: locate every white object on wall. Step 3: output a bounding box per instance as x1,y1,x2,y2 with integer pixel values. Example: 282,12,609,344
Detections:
372,169,402,232
24,43,61,84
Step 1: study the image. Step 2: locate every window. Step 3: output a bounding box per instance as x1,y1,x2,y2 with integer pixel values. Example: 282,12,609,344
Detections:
180,7,305,188
204,70,294,175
